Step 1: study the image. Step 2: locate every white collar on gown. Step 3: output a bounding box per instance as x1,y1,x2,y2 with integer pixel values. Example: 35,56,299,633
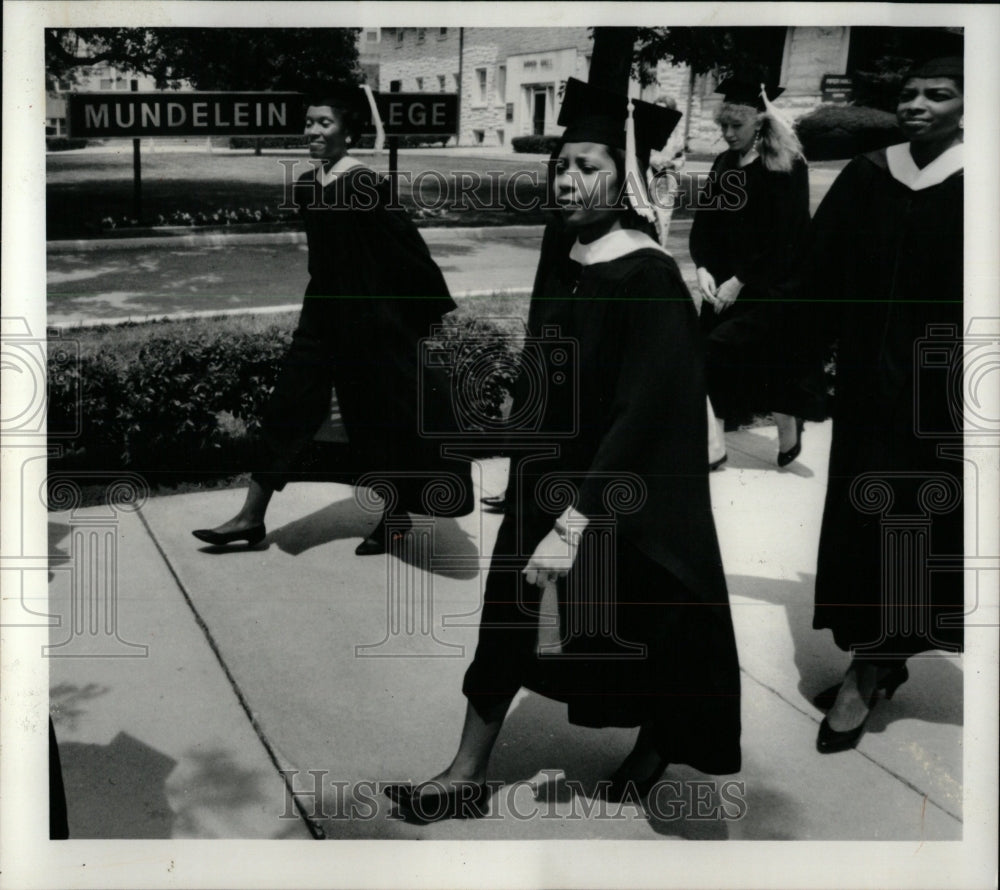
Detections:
885,141,964,191
317,153,364,187
568,227,669,267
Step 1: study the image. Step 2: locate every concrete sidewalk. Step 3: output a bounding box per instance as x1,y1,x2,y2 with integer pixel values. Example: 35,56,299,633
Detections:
47,422,963,840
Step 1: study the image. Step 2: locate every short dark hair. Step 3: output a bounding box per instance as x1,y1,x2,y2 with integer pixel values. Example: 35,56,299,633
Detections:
303,90,367,139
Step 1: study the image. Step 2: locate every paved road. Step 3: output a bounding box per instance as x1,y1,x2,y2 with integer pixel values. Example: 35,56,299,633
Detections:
46,164,843,328
46,228,551,327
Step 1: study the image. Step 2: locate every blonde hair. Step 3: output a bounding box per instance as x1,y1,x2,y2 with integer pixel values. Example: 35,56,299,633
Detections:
715,101,803,173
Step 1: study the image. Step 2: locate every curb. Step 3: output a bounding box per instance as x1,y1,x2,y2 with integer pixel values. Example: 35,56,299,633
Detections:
46,224,553,253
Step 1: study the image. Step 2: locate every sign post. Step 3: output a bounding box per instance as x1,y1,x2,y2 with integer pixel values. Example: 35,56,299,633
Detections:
130,80,142,222
67,89,458,217
387,82,400,207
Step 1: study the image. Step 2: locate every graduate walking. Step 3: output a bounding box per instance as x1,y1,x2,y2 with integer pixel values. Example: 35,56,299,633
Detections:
194,87,472,555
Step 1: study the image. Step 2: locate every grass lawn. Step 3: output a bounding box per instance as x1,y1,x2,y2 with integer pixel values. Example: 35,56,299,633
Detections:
46,148,701,239
47,149,553,238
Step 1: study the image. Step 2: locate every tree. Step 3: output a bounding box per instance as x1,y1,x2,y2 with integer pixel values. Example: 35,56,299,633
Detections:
46,28,361,91
634,27,789,85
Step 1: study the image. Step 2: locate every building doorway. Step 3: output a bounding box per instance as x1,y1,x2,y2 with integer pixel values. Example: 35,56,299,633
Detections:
532,89,547,135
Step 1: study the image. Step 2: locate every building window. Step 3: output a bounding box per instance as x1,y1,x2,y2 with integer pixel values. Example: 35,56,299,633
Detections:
438,27,448,38
390,79,401,92
496,128,504,146
417,28,426,43
454,73,460,90
438,74,446,91
99,77,114,89
476,67,487,104
496,64,506,102
366,29,378,42
396,29,405,44
472,129,485,145
416,77,424,91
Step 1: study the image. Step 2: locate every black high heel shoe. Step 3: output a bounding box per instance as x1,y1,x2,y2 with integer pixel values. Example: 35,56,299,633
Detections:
777,418,804,467
384,781,491,823
355,514,411,556
192,524,266,547
709,454,728,472
813,664,909,710
815,665,909,753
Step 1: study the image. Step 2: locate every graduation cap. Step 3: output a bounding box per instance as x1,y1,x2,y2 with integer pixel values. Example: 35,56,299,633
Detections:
715,75,784,111
558,77,682,161
905,56,963,81
557,77,682,223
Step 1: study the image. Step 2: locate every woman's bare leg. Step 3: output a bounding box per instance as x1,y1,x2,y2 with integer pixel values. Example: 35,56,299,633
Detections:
205,479,273,534
416,697,512,795
774,412,799,452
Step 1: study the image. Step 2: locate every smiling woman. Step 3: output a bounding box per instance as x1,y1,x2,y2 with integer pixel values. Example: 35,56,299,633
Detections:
193,86,474,555
798,56,965,754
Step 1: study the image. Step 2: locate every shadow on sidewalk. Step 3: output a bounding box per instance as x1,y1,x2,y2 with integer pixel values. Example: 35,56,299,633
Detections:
729,572,963,732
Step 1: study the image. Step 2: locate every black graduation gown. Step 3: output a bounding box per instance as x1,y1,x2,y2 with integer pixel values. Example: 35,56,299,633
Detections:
689,152,817,421
255,164,473,516
462,225,742,775
801,148,964,656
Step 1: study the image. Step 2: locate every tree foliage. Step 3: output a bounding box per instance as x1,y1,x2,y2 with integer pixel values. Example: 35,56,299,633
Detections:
634,27,789,86
46,28,361,91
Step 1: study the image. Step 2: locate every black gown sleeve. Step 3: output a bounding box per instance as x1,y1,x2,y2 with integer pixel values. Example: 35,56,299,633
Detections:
732,157,810,294
688,154,725,272
575,259,725,599
793,156,875,353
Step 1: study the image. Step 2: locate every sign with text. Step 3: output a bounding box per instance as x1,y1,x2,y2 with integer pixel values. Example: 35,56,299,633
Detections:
374,93,458,136
821,75,854,104
68,92,303,138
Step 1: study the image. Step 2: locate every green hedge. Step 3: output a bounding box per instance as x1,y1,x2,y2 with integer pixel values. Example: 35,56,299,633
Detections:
229,135,310,149
795,105,902,161
46,137,89,151
47,311,522,484
512,135,561,155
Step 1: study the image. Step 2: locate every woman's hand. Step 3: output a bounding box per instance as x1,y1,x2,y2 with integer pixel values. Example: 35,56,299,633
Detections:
696,267,718,304
523,528,579,588
714,276,744,312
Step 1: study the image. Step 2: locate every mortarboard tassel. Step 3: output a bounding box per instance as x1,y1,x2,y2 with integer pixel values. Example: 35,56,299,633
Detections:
624,98,656,223
361,84,385,152
759,83,794,138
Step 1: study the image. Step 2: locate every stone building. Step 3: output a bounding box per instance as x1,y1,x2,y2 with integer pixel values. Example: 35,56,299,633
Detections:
368,25,959,151
380,27,592,147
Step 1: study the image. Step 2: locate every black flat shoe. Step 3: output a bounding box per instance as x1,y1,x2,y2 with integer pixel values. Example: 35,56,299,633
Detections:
600,759,670,802
813,664,909,711
192,524,266,547
709,454,728,472
355,516,411,556
777,418,804,467
480,493,509,513
384,781,491,823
